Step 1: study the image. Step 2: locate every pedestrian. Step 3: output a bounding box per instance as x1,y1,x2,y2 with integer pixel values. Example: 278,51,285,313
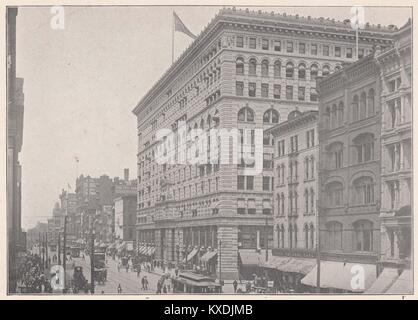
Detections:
145,276,149,290
126,264,129,273
117,262,121,272
163,284,167,293
141,276,146,290
137,264,141,278
117,283,122,294
233,279,238,293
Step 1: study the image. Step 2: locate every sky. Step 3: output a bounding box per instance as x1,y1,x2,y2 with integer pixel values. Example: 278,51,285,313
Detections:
16,5,412,230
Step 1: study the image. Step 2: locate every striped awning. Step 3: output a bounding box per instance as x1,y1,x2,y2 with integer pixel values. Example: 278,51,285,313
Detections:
385,269,412,294
366,268,400,294
201,250,217,263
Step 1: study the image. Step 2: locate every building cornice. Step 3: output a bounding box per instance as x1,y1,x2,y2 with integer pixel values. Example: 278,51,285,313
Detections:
132,7,397,116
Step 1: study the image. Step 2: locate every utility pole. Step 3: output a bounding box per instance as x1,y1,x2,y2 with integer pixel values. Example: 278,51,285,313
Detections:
57,232,61,265
218,239,222,292
90,230,95,294
265,217,269,262
62,216,68,292
45,233,48,269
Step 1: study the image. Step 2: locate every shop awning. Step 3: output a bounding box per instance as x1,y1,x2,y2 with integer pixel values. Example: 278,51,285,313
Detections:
186,248,199,262
201,250,218,263
138,246,146,254
148,247,155,256
259,256,315,275
126,242,134,251
365,268,400,294
301,261,377,292
385,269,412,294
238,250,262,266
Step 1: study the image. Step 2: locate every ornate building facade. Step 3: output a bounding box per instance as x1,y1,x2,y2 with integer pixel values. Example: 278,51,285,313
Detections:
133,8,395,280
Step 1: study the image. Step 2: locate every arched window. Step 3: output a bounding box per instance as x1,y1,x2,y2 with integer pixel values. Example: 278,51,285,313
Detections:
274,60,281,77
294,224,298,248
280,193,285,216
360,92,367,119
334,64,342,71
326,181,344,207
310,64,318,79
298,63,306,79
367,88,375,117
331,104,338,129
207,114,212,127
263,109,280,124
352,95,359,122
326,221,343,251
353,133,374,163
200,119,204,130
237,107,255,122
327,141,344,169
353,176,375,205
286,62,294,78
309,223,315,249
304,224,309,249
280,225,285,248
322,65,330,76
338,101,344,127
310,187,315,212
249,58,257,76
354,220,373,251
304,189,309,213
261,59,269,77
236,57,244,75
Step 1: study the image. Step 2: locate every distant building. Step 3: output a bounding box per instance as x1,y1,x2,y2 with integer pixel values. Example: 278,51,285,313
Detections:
114,195,137,242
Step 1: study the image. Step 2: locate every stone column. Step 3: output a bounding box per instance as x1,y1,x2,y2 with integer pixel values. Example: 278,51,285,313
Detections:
217,226,239,281
154,229,161,260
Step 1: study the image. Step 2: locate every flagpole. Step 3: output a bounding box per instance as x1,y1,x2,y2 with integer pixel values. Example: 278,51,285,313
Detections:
172,11,174,64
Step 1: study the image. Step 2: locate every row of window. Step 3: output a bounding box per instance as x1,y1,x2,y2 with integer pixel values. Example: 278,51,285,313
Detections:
236,82,318,101
235,36,363,59
236,58,335,79
276,223,315,250
325,177,375,207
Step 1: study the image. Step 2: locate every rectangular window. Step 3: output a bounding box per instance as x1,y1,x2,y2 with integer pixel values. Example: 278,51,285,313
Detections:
311,44,317,55
358,48,364,59
273,84,281,99
236,36,244,48
236,81,244,96
286,41,294,53
323,45,329,56
335,46,341,57
299,42,306,54
262,38,269,50
274,40,281,52
263,177,271,191
249,37,256,49
246,176,254,190
346,48,353,58
248,82,256,97
261,83,269,98
298,87,305,101
278,140,285,156
286,85,293,100
237,176,245,190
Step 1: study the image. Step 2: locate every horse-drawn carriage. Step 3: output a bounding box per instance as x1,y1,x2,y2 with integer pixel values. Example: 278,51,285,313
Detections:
72,266,90,293
93,268,107,284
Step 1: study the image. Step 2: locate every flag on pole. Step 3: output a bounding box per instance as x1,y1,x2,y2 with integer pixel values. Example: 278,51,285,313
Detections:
173,11,196,40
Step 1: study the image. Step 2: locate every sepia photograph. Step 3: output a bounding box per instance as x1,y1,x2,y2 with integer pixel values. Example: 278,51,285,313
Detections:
5,2,413,297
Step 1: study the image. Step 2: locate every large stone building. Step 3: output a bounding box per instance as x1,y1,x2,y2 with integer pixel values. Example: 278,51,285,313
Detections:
114,194,138,242
370,19,412,294
7,7,24,293
133,8,395,281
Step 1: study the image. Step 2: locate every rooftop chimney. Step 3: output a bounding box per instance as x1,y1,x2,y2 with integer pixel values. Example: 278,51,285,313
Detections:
124,168,129,182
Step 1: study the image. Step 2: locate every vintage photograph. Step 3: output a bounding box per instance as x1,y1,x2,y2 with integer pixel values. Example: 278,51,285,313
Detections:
6,4,413,295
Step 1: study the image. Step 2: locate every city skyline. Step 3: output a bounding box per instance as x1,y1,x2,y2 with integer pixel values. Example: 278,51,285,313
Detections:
17,6,411,229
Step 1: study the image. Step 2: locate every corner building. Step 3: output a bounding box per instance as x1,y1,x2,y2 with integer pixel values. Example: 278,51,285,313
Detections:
133,8,395,281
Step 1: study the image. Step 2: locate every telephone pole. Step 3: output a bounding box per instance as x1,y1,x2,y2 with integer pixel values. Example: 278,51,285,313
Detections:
62,216,68,292
57,232,61,265
90,230,95,294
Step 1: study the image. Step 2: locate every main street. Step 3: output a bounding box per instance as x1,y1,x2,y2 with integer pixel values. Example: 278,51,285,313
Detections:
66,255,169,295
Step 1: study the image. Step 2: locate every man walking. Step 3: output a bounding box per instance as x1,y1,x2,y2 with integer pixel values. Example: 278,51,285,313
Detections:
233,279,238,293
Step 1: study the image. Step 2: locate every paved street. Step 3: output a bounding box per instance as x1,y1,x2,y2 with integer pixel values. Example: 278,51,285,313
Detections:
68,255,167,295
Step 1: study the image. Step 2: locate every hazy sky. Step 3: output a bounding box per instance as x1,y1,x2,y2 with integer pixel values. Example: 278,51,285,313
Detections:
17,6,411,229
